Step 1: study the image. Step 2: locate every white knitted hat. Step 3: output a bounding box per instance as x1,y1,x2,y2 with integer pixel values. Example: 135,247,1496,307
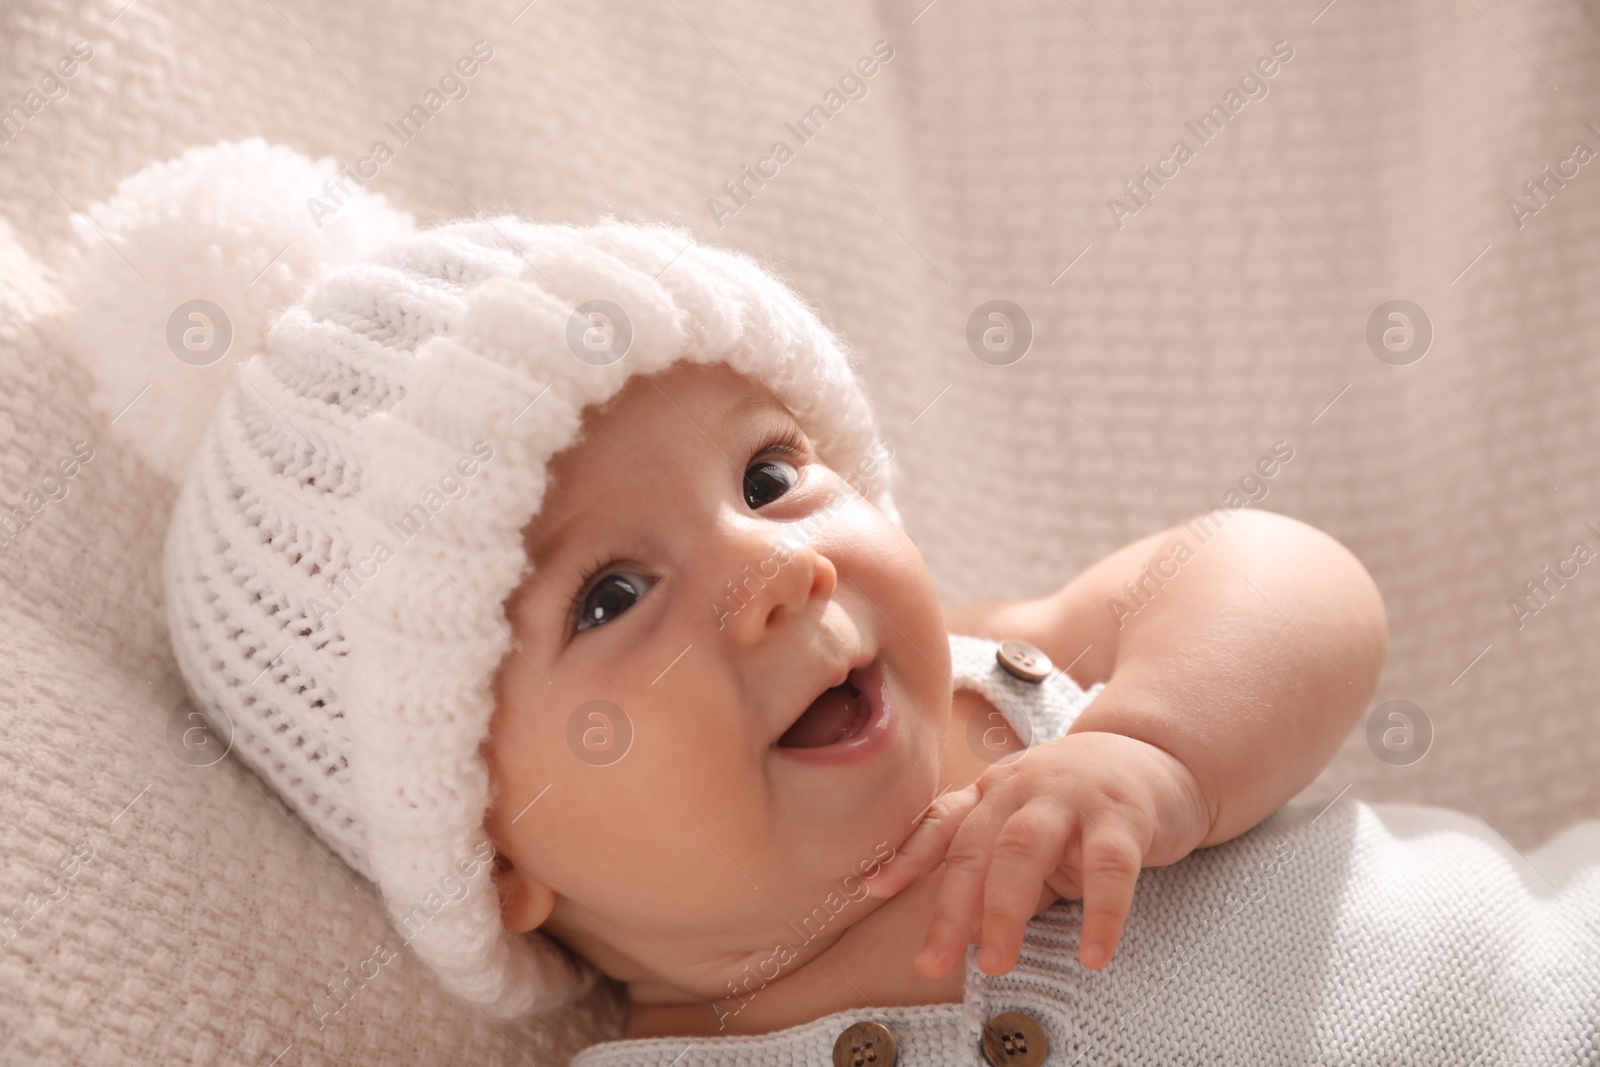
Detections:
60,139,901,1019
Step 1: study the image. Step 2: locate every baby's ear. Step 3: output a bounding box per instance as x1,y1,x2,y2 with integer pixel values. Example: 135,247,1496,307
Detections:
493,852,558,933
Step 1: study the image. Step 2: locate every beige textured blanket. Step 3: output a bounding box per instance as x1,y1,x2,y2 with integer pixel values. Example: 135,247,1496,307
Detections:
2,1,1596,1062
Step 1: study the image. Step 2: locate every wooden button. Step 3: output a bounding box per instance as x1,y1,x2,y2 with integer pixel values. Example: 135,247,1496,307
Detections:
996,640,1052,683
832,1019,897,1067
979,1010,1049,1066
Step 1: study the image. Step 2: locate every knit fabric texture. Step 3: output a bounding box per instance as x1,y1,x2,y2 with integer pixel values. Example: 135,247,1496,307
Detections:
574,633,1600,1066
84,143,904,1021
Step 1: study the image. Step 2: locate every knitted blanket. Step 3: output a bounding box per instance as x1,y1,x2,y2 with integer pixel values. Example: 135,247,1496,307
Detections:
2,1,1597,1063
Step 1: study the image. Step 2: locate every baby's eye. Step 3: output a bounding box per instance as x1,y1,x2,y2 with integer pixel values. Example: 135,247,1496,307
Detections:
743,457,798,509
574,570,655,633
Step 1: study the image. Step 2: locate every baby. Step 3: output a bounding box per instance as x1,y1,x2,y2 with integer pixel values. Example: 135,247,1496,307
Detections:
484,346,1600,1067
484,357,1385,1044
85,141,1596,1065
463,283,1600,1064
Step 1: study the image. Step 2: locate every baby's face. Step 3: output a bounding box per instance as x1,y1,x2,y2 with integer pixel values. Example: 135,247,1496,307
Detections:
485,359,953,1001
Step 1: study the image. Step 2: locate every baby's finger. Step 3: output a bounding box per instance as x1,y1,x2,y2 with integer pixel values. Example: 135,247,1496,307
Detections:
976,799,1072,975
913,792,1019,977
1045,865,1085,902
864,784,979,900
1076,815,1144,970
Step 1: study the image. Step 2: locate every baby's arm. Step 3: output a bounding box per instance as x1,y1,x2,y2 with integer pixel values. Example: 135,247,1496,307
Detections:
1043,508,1386,846
872,508,1387,973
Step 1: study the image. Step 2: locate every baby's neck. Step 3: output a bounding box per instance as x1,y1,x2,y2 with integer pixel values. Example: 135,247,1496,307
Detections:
622,685,1009,1040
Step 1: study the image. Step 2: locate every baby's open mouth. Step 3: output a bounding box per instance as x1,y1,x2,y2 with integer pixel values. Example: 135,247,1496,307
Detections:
775,672,873,749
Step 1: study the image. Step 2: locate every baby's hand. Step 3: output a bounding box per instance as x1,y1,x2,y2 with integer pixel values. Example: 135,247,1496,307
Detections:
866,730,1213,976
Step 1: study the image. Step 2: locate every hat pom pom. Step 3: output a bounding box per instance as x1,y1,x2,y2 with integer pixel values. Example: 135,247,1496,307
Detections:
59,138,416,484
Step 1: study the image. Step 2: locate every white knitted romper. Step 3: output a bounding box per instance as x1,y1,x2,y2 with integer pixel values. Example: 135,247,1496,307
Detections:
572,633,1600,1066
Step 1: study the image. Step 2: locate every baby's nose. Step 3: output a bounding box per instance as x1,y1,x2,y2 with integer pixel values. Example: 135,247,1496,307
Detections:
709,530,836,644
